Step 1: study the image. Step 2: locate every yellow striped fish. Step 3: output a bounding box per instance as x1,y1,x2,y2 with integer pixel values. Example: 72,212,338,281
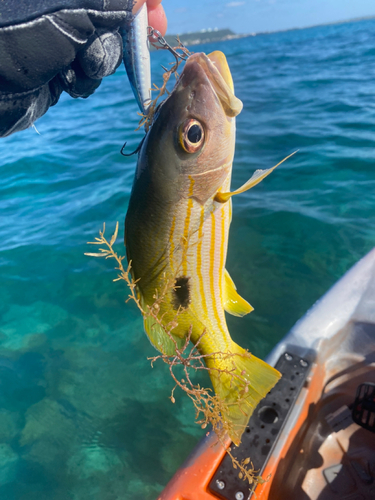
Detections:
125,51,281,445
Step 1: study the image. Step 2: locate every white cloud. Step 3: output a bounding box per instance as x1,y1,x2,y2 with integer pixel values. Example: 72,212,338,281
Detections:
226,1,246,7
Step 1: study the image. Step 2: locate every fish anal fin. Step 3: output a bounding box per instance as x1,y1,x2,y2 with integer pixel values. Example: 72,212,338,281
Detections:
223,269,253,317
214,151,298,203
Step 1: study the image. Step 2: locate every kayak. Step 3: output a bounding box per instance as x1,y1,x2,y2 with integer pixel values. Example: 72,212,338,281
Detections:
157,248,375,500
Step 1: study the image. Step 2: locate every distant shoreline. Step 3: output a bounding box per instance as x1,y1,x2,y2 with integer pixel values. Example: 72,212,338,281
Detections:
155,15,375,49
252,14,375,37
150,29,248,50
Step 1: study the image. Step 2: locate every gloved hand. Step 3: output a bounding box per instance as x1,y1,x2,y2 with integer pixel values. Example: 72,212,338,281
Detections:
0,0,165,137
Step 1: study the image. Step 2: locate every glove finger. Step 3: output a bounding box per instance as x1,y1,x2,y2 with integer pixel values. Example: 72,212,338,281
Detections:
0,1,135,28
0,11,94,94
58,60,102,98
0,6,133,94
77,29,122,79
0,83,59,137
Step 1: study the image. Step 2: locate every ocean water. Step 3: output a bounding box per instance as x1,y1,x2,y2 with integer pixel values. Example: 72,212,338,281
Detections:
1,18,375,500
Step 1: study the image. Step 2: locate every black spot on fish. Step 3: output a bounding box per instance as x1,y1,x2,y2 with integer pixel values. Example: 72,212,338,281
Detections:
172,276,191,309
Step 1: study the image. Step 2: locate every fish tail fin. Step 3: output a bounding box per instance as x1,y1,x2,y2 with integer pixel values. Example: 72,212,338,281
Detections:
208,341,281,445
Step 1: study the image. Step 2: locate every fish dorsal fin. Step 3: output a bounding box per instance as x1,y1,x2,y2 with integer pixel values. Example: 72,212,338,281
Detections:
223,269,254,317
214,151,297,203
141,296,185,356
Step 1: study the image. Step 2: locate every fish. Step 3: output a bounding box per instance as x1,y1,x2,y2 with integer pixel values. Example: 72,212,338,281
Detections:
125,51,281,445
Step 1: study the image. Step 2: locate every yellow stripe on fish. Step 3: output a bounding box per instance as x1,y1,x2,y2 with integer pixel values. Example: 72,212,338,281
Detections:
125,50,289,445
196,206,209,321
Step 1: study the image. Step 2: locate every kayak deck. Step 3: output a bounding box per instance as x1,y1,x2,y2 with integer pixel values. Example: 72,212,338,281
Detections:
268,320,375,500
158,248,375,500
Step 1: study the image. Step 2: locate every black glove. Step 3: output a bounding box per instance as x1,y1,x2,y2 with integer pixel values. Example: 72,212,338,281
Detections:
0,0,135,137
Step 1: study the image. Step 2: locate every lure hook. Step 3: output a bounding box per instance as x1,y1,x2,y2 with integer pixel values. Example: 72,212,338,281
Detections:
120,135,146,157
147,27,190,67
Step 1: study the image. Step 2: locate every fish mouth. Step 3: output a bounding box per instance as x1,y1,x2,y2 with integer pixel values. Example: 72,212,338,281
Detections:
206,51,235,92
183,51,243,117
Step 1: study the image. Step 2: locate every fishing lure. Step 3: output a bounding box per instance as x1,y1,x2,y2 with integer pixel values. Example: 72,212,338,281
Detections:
122,4,189,115
122,3,151,114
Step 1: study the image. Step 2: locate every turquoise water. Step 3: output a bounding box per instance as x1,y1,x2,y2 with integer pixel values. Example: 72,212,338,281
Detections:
1,19,375,500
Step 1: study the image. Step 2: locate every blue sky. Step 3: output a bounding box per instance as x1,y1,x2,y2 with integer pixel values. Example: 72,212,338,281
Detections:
162,0,375,34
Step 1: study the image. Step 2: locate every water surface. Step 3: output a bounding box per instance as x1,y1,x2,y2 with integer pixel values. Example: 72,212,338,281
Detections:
0,19,375,500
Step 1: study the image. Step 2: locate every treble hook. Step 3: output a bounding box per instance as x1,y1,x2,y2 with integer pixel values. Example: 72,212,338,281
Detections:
147,27,190,67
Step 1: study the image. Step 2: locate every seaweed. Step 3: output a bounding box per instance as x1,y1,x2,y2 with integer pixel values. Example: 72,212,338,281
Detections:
86,223,269,491
137,38,190,133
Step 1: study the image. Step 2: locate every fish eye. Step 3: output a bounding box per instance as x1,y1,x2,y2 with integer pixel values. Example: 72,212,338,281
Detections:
180,119,205,153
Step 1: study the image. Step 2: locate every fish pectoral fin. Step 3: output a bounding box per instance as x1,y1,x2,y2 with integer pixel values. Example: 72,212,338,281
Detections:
140,295,186,356
223,269,253,317
214,151,298,203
